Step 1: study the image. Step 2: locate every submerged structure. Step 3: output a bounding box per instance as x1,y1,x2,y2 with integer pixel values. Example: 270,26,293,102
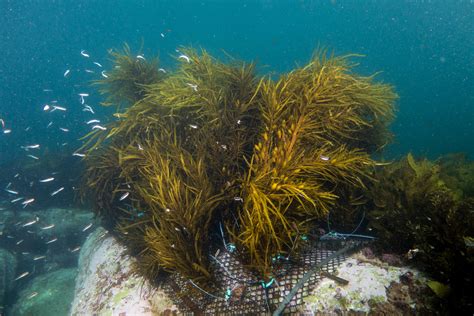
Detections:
80,45,472,313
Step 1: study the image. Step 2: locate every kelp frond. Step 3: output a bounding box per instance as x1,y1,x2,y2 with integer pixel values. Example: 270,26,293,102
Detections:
82,46,397,287
95,43,165,107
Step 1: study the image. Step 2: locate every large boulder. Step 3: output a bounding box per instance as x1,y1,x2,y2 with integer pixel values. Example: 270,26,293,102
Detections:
70,227,178,315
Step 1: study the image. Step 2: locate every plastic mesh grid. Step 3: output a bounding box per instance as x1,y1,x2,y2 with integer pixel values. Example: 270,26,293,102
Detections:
163,240,364,314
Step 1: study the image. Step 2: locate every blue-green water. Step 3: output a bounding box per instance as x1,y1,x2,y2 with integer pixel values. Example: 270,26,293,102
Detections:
0,1,473,314
1,0,473,165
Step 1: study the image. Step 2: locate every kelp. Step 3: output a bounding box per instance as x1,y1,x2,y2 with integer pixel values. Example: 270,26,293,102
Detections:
94,43,166,108
229,53,396,277
82,47,397,288
366,153,474,313
439,153,474,198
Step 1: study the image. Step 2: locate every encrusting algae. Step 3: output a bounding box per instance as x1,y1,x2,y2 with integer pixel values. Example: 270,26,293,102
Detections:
81,46,397,293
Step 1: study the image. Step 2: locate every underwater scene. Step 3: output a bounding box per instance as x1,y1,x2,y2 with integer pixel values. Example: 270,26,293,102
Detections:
0,1,473,315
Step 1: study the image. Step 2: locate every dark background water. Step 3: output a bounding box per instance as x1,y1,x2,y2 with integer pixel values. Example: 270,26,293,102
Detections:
1,0,473,167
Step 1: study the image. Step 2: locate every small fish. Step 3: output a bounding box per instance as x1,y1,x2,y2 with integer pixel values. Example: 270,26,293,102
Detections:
186,83,198,91
27,292,38,299
119,192,129,201
41,224,55,230
23,144,40,149
5,189,19,195
22,219,37,227
82,223,93,232
79,93,89,104
189,124,198,129
86,119,100,124
83,105,95,114
233,197,244,202
158,68,166,73
93,62,103,67
11,197,23,203
16,239,24,245
45,238,58,244
320,155,330,161
33,255,46,261
80,50,90,58
21,198,35,206
70,246,81,253
51,105,67,112
84,69,94,73
3,129,11,134
138,143,143,150
92,125,106,131
43,89,53,92
46,122,53,128
39,177,55,183
50,187,64,196
43,104,50,111
27,155,39,160
0,118,4,128
178,54,191,63
63,69,70,77
136,55,146,60
101,70,108,78
14,271,30,281
59,127,69,132
72,153,86,157
160,32,165,38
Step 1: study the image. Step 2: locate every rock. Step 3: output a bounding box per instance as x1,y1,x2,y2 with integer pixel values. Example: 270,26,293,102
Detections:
67,230,440,314
70,227,178,315
0,248,17,312
300,250,438,314
9,268,77,316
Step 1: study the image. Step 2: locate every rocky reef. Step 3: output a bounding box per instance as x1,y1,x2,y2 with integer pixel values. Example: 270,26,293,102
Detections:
77,45,473,313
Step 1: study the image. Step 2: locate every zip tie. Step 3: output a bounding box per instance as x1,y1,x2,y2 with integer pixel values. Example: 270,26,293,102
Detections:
261,278,275,289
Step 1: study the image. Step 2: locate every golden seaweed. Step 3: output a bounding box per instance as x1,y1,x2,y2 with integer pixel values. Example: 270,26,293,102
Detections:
82,47,397,287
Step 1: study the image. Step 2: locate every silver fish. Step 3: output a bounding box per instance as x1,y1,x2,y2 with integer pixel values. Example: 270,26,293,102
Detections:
14,271,30,281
